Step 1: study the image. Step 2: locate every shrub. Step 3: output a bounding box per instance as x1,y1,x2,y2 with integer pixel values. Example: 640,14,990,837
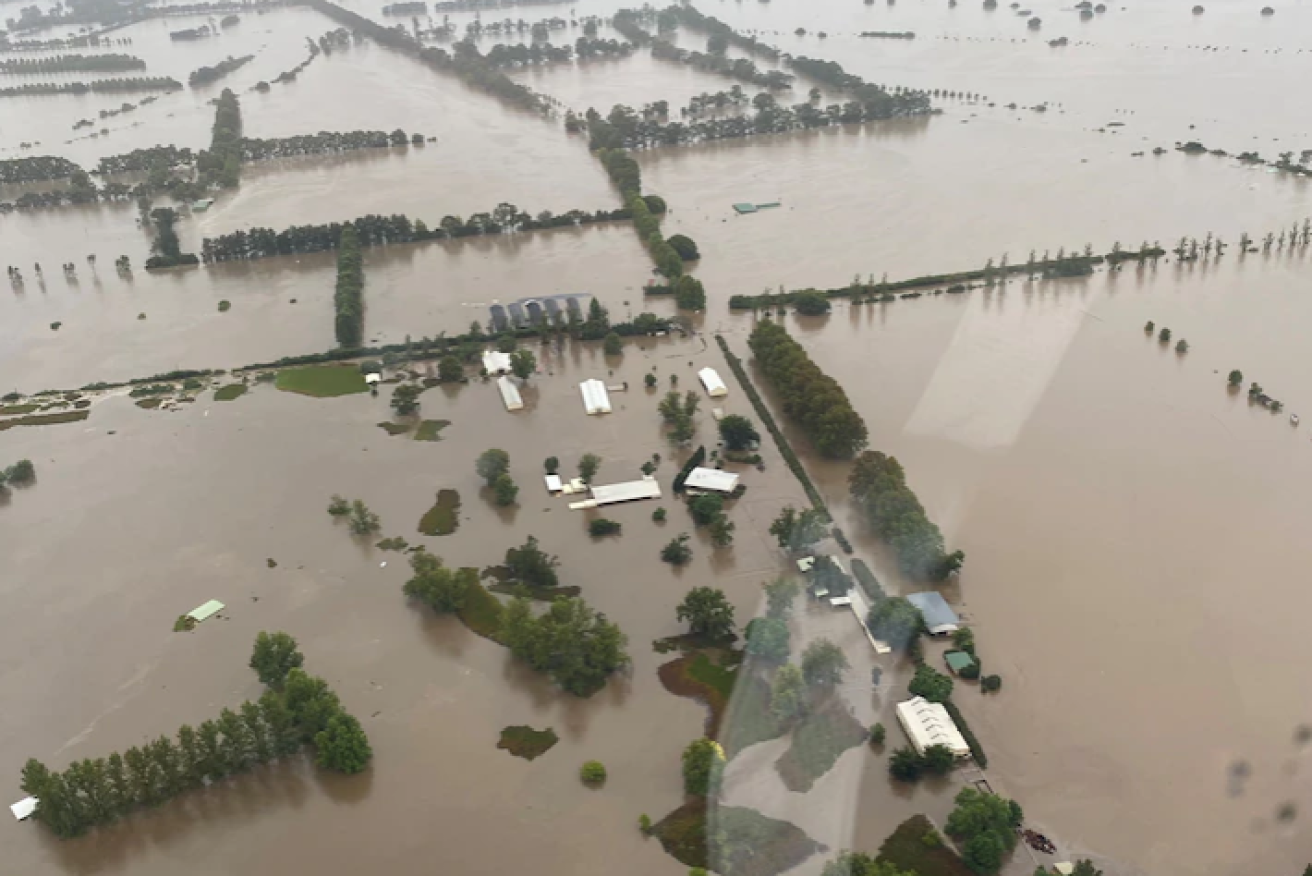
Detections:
982,674,1002,693
668,233,700,261
922,744,956,775
662,533,692,565
580,760,608,785
603,332,623,356
475,448,510,485
544,456,560,474
653,507,668,522
493,473,519,506
681,738,725,796
639,813,653,835
327,494,350,516
888,746,923,782
644,373,658,388
672,446,707,492
792,290,831,315
908,664,953,702
869,723,886,745
589,518,622,537
688,493,724,527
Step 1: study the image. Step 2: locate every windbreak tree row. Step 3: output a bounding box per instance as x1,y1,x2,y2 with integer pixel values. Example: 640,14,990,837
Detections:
849,452,964,581
334,225,364,348
595,147,684,278
187,54,253,87
612,9,793,91
0,77,181,97
0,53,145,73
196,87,241,189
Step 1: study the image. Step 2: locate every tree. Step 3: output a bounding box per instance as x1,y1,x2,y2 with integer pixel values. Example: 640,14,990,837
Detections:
509,348,536,380
689,493,725,527
283,669,343,740
476,448,510,485
908,663,953,702
770,663,806,723
709,516,735,547
315,713,372,774
673,275,706,310
981,674,1002,693
792,290,831,315
668,233,700,261
505,535,559,588
801,638,848,688
403,550,473,612
438,355,463,382
603,332,623,356
866,598,924,651
1159,327,1172,342
676,587,735,640
544,456,560,474
719,415,760,451
249,631,304,686
744,616,790,662
1071,862,1103,876
580,760,607,784
945,788,1022,875
889,746,924,782
493,473,519,506
869,723,886,745
348,500,380,536
578,452,602,483
1228,369,1243,386
769,506,827,552
327,494,349,516
662,533,693,565
5,459,35,485
922,744,956,775
764,577,801,619
501,596,630,696
391,383,421,416
681,738,725,796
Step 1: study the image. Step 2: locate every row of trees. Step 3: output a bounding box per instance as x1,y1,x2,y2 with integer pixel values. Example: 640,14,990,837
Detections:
0,77,181,97
334,225,364,347
198,204,633,262
19,633,370,839
144,207,199,269
95,145,194,176
0,458,36,491
240,128,423,160
747,320,868,458
616,11,793,92
188,54,253,87
0,53,145,73
849,451,964,580
593,143,684,277
197,87,242,189
0,155,81,184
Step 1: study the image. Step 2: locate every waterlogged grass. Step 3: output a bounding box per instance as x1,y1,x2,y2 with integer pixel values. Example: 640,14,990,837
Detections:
0,404,39,416
0,409,90,431
275,365,367,398
414,419,451,442
135,398,163,410
458,578,505,643
497,725,559,760
377,421,412,436
651,801,823,876
775,701,868,792
878,815,975,876
214,384,247,401
418,489,461,536
659,652,738,739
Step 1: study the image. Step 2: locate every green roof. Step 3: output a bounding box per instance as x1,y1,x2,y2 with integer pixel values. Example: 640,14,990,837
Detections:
945,651,976,673
187,599,225,622
732,203,758,214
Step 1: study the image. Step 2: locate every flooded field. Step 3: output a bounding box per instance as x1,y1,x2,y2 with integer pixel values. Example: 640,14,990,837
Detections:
6,0,1312,873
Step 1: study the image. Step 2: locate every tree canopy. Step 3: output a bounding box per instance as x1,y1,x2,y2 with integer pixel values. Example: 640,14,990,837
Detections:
402,550,474,612
908,664,953,703
500,596,630,696
676,586,735,641
801,638,848,688
248,631,304,686
866,597,924,651
768,505,827,553
820,852,915,876
744,616,790,662
944,788,1023,875
476,448,510,485
849,451,963,580
314,713,372,774
718,414,760,451
505,535,559,589
681,737,725,796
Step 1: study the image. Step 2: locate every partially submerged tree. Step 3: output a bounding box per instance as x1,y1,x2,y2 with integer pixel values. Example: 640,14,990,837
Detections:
249,632,304,686
801,638,848,689
676,586,735,641
505,535,559,589
391,382,421,416
476,448,510,486
718,414,760,451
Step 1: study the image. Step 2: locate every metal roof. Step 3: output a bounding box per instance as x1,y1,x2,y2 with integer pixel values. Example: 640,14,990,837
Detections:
588,476,662,506
945,651,976,672
482,350,512,374
580,379,612,415
697,367,728,397
10,796,37,820
187,599,224,623
684,467,739,492
896,696,970,758
905,591,960,633
496,376,523,411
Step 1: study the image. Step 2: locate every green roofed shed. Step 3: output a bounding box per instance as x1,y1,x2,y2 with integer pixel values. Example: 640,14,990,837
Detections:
732,203,758,214
187,599,225,623
945,650,976,675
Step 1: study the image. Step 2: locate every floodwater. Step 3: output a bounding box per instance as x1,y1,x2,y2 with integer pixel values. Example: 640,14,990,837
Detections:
5,0,1312,874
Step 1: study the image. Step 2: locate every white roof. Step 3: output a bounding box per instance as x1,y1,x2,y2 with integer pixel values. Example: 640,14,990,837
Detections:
698,367,728,397
10,796,37,820
587,476,662,506
496,375,523,411
187,599,224,622
895,696,971,758
1054,866,1075,876
828,596,853,607
684,467,739,493
797,557,815,573
545,474,563,492
482,350,512,374
580,379,612,415
364,373,381,384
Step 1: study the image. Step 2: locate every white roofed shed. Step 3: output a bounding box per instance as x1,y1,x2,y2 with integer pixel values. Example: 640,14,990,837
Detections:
580,379,612,415
497,376,524,411
895,696,971,758
698,367,728,397
684,467,739,493
482,350,512,374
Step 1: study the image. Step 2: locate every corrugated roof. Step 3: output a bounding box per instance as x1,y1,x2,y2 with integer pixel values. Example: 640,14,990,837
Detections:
905,591,960,633
684,467,739,492
588,477,662,506
895,696,970,758
497,375,523,411
698,367,728,397
187,599,224,622
580,379,612,415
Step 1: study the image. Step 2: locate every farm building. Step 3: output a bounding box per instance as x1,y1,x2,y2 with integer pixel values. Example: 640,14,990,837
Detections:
895,696,971,758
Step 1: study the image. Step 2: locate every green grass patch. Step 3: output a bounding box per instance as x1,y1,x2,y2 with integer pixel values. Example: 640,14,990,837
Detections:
658,652,740,739
498,725,559,760
0,404,39,416
877,814,975,876
213,383,247,401
418,489,461,536
135,398,163,410
457,578,506,643
377,421,412,436
128,383,173,398
275,365,368,398
775,700,869,792
652,801,824,876
0,409,90,431
173,615,196,633
413,419,450,442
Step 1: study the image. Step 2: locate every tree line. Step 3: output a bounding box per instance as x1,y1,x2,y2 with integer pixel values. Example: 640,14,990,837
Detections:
849,451,963,581
0,53,145,73
197,87,242,189
747,319,868,459
188,54,253,87
240,128,424,160
145,207,199,269
18,633,370,840
612,9,793,91
0,77,181,97
595,146,684,277
199,204,635,262
334,225,364,347
0,155,81,184
0,171,133,213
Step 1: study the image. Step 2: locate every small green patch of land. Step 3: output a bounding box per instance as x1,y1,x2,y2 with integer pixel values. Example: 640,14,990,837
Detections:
377,421,412,436
214,383,247,401
135,398,163,409
418,489,461,535
457,578,505,643
0,404,39,416
877,814,975,876
413,419,450,442
497,725,559,760
0,409,90,431
775,701,869,792
658,651,738,739
651,801,823,876
275,365,367,397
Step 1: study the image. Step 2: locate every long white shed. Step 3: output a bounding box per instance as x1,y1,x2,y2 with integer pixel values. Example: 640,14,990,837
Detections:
497,375,524,411
580,379,612,415
698,367,728,397
895,696,971,758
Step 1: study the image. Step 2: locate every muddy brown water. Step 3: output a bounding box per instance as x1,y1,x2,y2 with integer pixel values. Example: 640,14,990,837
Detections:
5,0,1312,873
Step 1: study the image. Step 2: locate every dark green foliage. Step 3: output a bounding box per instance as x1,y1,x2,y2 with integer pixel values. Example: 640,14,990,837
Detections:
653,507,668,522
197,88,242,189
800,638,848,688
682,738,725,797
249,631,304,686
578,452,602,483
768,505,827,552
889,746,924,782
688,493,725,527
922,744,956,775
909,664,953,702
981,674,1002,693
500,596,629,696
870,723,886,745
792,290,831,315
1,54,145,74
673,275,707,311
439,356,464,382
403,550,474,612
603,332,623,355
718,414,759,451
878,814,978,876
492,473,519,506
850,451,963,580
673,446,707,492
579,760,607,784
347,499,380,536
749,320,867,459
662,533,693,565
505,536,559,589
391,382,421,415
315,713,372,774
944,788,1022,875
668,234,701,261
144,207,199,269
2,458,36,486
744,616,790,662
589,518,622,537
676,587,735,640
544,456,560,474
851,558,885,601
476,448,510,485
866,598,923,651
333,225,365,347
497,725,559,760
